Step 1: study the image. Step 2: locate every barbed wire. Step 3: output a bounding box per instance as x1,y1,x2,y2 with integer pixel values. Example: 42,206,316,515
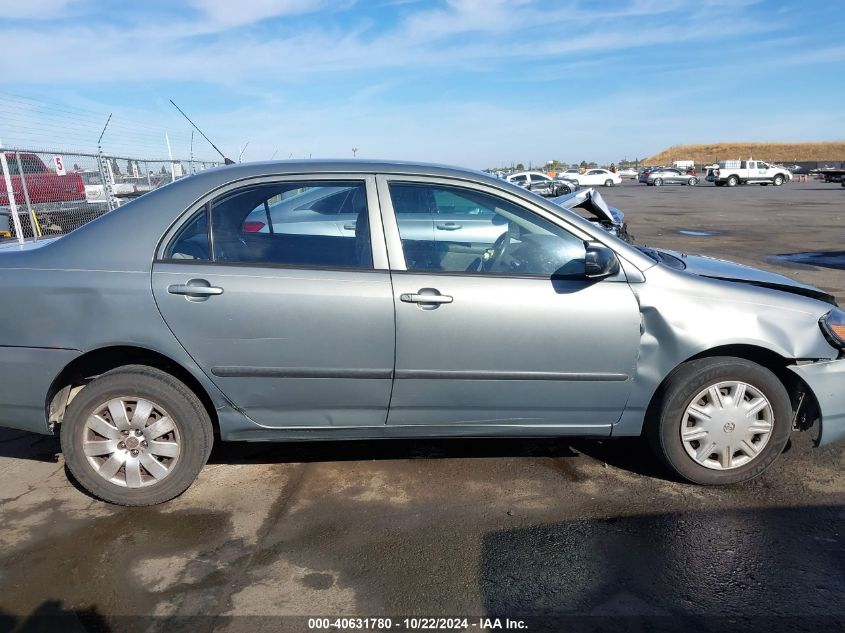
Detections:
0,92,216,160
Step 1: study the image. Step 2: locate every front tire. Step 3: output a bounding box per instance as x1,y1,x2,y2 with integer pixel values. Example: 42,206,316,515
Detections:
773,175,785,186
61,365,214,506
688,177,698,186
648,357,791,485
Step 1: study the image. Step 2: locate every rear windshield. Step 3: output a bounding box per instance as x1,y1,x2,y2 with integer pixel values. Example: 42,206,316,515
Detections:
0,155,45,176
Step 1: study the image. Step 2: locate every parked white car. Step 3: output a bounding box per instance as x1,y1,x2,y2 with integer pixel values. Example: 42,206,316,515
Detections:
569,169,622,187
616,167,638,179
558,168,583,179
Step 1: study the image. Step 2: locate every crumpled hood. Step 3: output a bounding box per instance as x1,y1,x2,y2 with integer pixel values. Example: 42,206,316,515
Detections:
550,188,623,224
657,248,837,305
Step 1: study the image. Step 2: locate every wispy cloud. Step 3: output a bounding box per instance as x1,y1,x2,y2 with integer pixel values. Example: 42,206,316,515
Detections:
0,0,841,166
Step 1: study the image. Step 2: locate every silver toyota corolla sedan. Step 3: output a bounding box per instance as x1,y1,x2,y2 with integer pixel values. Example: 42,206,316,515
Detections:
1,160,843,505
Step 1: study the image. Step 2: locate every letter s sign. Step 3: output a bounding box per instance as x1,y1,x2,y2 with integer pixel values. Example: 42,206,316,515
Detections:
53,155,66,176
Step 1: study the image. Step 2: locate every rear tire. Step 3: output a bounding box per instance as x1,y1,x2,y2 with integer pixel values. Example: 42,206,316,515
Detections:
653,178,663,187
688,177,698,186
727,175,739,187
647,357,791,485
61,365,214,506
604,179,614,187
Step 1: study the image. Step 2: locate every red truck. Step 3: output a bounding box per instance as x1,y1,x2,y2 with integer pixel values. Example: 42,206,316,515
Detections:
0,153,86,206
1,153,91,237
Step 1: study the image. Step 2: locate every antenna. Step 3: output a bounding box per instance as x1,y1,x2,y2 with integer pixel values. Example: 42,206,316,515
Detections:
97,113,112,146
169,99,235,165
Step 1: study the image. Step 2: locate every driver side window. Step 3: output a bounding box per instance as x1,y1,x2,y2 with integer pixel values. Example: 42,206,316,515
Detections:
388,182,585,277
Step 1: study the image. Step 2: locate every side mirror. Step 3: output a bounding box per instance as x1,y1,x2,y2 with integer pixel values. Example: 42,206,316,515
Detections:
584,243,620,279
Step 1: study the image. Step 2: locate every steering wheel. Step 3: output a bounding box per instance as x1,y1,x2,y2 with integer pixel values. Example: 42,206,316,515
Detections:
482,230,513,272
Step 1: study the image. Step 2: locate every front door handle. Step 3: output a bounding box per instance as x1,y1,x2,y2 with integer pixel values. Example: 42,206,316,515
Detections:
168,279,224,299
436,222,462,231
400,289,453,305
343,222,357,231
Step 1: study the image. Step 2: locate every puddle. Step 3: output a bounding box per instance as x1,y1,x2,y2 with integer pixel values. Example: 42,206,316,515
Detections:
771,251,845,270
678,229,721,237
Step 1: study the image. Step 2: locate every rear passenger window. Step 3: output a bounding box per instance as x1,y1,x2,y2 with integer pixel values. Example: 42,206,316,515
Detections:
168,181,372,269
167,209,209,260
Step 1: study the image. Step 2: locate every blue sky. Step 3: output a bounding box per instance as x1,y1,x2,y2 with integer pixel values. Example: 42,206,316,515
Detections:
1,0,843,167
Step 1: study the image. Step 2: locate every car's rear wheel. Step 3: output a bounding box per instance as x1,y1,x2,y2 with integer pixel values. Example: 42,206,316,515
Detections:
648,357,791,485
604,179,614,187
688,177,698,186
60,365,213,505
727,175,739,187
653,178,663,187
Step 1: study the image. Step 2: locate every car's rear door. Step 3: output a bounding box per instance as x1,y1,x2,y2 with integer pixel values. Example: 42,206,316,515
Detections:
377,175,641,432
152,175,395,428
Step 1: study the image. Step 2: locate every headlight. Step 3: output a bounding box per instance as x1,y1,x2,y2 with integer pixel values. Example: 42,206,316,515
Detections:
820,308,845,349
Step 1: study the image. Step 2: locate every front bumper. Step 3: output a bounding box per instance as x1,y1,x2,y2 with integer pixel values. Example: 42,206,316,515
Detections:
789,359,845,446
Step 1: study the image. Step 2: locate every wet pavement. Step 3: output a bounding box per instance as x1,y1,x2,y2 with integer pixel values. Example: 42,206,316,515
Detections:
1,180,844,632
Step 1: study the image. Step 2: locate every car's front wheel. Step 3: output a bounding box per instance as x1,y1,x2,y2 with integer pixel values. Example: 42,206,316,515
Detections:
648,357,791,485
688,177,698,186
60,365,214,505
773,175,785,186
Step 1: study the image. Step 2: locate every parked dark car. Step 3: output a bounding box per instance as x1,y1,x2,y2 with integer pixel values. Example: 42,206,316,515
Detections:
638,166,662,183
646,167,699,187
0,160,843,506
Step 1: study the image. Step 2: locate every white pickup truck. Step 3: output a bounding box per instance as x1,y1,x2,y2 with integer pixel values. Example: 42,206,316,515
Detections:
706,159,792,187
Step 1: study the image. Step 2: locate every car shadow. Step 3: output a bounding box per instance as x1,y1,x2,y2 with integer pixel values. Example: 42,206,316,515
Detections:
0,428,60,463
477,505,845,632
207,435,677,482
0,427,677,483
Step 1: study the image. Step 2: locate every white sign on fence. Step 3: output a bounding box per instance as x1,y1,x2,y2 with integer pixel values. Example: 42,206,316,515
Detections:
132,162,140,178
53,155,66,176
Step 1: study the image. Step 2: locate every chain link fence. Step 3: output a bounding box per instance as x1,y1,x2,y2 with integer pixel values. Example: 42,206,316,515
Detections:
1,147,221,241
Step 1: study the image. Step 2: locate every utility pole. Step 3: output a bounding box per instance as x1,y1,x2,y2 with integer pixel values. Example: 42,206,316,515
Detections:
352,147,358,158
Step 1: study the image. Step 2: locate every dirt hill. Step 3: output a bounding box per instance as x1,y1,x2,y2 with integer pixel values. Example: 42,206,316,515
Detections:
645,142,845,164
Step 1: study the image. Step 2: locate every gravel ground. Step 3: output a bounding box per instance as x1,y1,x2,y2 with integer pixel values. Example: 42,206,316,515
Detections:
0,178,843,633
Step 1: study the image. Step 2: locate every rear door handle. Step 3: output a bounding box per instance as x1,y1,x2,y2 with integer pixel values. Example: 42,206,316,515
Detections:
343,222,357,231
168,280,223,298
400,289,453,305
436,222,462,231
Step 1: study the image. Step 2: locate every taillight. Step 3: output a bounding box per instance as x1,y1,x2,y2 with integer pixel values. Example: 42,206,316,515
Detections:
242,221,265,233
714,169,720,177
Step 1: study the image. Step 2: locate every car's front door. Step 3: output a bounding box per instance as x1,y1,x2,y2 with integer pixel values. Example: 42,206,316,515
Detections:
152,176,395,428
377,176,642,433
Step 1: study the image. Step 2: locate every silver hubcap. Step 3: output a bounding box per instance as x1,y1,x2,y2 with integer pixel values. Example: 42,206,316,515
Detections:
680,381,774,470
82,398,181,487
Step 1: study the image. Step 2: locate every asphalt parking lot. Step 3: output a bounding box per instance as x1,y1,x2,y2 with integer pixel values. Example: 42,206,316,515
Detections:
1,179,843,633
